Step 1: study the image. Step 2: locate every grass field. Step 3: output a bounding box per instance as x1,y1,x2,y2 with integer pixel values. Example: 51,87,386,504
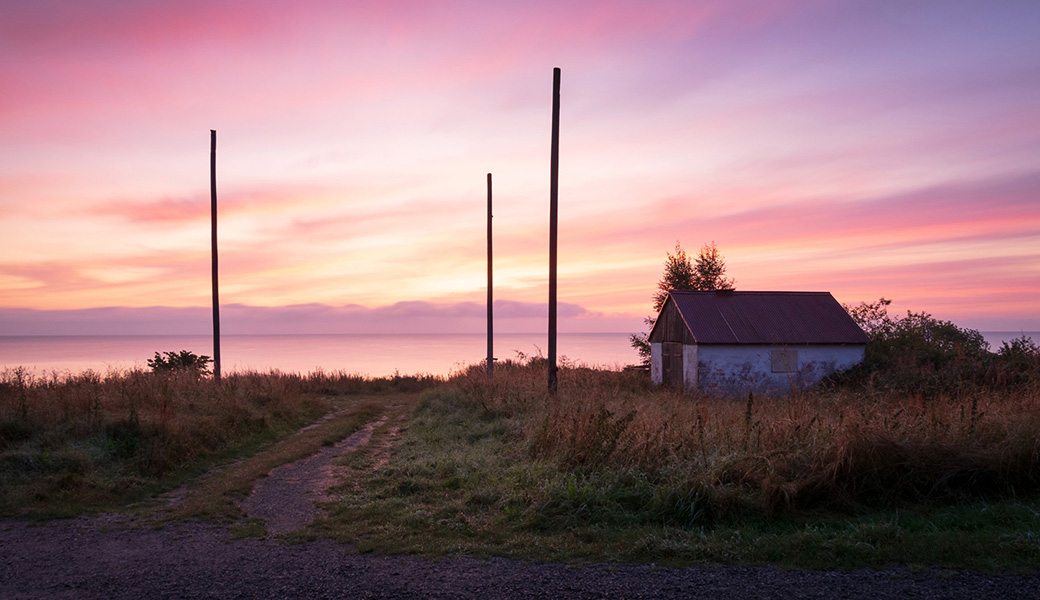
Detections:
3,360,1040,570
0,366,435,517
315,359,1040,570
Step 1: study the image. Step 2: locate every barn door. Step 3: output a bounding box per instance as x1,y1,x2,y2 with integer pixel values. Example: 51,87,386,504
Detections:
662,342,684,388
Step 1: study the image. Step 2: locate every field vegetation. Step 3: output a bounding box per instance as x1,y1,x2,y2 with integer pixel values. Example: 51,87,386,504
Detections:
313,355,1040,569
0,364,438,517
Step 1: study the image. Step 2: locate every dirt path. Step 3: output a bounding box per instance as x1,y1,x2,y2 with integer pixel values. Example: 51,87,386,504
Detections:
241,417,387,534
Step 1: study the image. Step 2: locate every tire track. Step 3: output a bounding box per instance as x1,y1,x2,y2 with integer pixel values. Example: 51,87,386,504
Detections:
241,417,386,534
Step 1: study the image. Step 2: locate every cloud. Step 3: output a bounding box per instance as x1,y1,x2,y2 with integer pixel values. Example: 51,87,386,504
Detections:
0,299,633,336
90,194,211,225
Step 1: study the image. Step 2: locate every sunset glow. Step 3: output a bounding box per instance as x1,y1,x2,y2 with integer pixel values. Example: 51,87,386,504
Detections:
2,1,1038,335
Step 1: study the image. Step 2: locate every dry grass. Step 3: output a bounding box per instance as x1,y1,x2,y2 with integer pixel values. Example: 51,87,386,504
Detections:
7,356,1040,568
0,366,441,517
312,361,1040,568
448,361,1040,518
165,396,406,523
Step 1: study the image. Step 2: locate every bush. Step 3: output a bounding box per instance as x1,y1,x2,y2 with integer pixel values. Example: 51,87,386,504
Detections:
147,350,212,376
838,298,1012,395
991,336,1040,387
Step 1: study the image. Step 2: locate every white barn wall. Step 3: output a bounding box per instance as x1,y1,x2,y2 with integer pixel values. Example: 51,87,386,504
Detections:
650,342,663,385
697,344,865,395
683,343,698,389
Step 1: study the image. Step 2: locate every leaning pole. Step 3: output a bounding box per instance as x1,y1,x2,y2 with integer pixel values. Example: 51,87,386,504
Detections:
487,172,494,378
210,130,222,382
548,67,560,395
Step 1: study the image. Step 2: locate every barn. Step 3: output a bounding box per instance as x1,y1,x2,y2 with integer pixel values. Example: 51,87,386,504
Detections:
648,291,870,395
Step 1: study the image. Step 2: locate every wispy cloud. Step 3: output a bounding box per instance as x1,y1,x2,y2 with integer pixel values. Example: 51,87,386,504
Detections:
0,300,636,336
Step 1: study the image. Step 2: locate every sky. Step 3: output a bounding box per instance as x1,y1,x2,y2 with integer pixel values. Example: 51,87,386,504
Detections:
2,0,1039,336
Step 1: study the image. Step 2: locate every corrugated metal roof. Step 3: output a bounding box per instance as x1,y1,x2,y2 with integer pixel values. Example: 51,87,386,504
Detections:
664,291,870,345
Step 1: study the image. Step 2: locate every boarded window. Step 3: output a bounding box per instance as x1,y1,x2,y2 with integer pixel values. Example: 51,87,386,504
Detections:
662,342,684,387
771,349,798,373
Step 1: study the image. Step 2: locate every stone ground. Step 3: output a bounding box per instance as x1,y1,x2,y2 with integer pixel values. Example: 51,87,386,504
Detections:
4,516,1039,600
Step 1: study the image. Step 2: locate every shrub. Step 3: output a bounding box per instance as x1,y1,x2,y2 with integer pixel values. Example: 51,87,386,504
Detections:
839,298,996,395
147,350,212,376
990,336,1040,387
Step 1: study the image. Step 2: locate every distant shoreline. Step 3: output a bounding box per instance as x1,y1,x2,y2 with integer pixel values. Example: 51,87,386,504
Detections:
0,332,641,379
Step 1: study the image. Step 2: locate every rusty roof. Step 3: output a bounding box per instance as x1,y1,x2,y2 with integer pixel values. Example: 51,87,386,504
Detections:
658,291,870,345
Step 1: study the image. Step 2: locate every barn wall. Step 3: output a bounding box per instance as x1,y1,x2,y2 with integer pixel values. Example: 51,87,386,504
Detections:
650,342,663,384
696,344,865,396
683,343,698,389
648,300,695,344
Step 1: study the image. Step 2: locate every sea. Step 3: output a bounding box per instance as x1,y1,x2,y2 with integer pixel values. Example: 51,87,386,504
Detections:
0,331,1035,379
0,333,642,378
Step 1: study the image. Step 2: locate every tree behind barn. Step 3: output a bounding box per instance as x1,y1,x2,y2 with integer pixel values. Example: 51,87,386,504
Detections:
631,242,736,365
651,243,696,312
692,241,735,293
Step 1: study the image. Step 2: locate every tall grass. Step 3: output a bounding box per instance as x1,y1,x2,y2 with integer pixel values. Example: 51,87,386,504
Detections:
438,360,1040,525
0,367,441,517
304,356,1040,566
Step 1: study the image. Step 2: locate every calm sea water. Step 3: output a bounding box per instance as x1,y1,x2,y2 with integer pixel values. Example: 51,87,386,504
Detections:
1,332,1034,379
0,333,641,378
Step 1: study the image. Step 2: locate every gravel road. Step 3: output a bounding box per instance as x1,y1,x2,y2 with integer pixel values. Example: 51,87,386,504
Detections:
2,515,1039,599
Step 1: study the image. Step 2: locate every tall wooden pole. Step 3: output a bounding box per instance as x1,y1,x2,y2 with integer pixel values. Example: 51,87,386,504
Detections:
548,67,560,395
486,172,493,378
210,130,221,382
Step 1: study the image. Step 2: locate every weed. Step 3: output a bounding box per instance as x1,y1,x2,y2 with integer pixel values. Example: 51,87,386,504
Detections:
230,517,268,539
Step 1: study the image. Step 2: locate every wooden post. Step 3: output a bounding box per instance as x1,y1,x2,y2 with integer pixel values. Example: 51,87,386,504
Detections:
210,130,221,382
486,172,493,378
548,67,560,395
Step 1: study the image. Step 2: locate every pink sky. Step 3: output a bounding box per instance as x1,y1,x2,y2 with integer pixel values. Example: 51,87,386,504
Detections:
1,0,1038,335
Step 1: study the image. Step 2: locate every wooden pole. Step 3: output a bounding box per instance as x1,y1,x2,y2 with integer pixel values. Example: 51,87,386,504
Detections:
548,67,560,395
210,130,221,382
486,172,493,378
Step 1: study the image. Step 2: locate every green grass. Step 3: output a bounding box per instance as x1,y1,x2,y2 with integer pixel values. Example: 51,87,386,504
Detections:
230,517,268,539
